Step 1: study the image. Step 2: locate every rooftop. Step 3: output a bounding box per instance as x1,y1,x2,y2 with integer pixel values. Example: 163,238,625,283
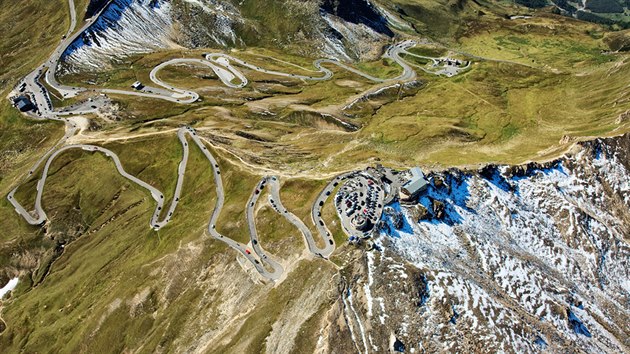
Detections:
402,167,429,195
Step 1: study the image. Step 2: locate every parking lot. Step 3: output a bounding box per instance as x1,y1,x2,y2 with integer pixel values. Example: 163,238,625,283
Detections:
334,173,384,239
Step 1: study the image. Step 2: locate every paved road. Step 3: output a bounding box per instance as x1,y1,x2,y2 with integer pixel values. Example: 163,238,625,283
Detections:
7,126,289,281
17,0,419,120
7,0,429,277
21,6,418,119
7,119,80,201
310,172,359,255
244,177,285,279
266,176,334,259
8,143,163,225
43,0,88,99
203,55,249,88
399,48,472,77
205,41,416,86
15,0,424,120
382,168,402,205
400,50,440,66
186,127,285,281
18,0,79,118
17,0,112,119
206,53,332,83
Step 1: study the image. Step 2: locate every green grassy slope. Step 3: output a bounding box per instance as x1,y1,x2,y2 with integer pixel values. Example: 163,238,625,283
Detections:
0,0,629,351
0,130,338,352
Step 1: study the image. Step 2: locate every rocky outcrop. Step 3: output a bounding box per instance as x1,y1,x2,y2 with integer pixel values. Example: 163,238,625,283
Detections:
63,0,176,72
62,0,398,72
320,0,394,37
339,134,630,353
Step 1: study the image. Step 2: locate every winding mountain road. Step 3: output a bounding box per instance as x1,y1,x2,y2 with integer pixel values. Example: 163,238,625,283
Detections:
266,176,335,259
8,126,294,281
74,41,416,110
310,172,358,256
8,0,425,280
244,177,285,280
21,0,418,120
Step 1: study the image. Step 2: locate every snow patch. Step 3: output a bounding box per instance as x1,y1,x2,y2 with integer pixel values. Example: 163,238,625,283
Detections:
63,0,175,72
0,277,19,299
377,141,630,353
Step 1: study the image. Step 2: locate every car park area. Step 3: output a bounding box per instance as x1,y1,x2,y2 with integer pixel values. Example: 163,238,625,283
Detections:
334,173,385,239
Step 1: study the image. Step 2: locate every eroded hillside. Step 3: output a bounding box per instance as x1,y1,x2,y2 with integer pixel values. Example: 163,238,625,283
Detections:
335,134,629,353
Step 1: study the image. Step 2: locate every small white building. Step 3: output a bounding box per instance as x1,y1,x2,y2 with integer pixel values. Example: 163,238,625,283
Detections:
131,81,144,90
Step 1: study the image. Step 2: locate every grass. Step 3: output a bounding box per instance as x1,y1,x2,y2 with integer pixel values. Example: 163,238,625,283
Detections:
278,178,329,249
454,13,617,70
0,1,68,90
384,0,490,38
0,0,80,298
254,204,304,259
321,181,351,247
1,0,630,351
0,103,64,186
403,53,432,66
353,58,404,79
355,57,630,168
0,0,74,195
0,128,341,352
207,143,261,244
72,28,629,174
0,140,334,352
103,134,182,220
60,47,377,111
407,46,448,58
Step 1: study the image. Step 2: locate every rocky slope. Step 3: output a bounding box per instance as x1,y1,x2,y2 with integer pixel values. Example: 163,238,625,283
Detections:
61,0,397,71
551,0,630,28
63,0,176,71
1,133,628,352
333,134,629,353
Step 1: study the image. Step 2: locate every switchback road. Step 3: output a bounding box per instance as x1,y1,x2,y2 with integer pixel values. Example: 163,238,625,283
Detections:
267,176,335,259
8,126,300,281
8,0,421,280
18,0,418,120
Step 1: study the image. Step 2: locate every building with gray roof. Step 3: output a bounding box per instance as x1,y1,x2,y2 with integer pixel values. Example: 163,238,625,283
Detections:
400,167,429,201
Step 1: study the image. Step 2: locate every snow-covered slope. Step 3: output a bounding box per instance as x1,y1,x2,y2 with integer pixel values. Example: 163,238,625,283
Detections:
63,0,176,71
336,135,629,353
61,0,394,72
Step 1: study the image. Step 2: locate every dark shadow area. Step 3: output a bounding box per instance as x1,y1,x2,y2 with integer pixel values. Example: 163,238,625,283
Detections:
567,309,592,337
64,0,135,57
380,202,415,238
85,0,110,18
417,172,474,226
320,0,394,37
478,165,514,194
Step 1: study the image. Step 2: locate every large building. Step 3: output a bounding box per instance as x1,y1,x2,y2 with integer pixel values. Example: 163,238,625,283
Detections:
13,96,35,112
399,167,429,202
